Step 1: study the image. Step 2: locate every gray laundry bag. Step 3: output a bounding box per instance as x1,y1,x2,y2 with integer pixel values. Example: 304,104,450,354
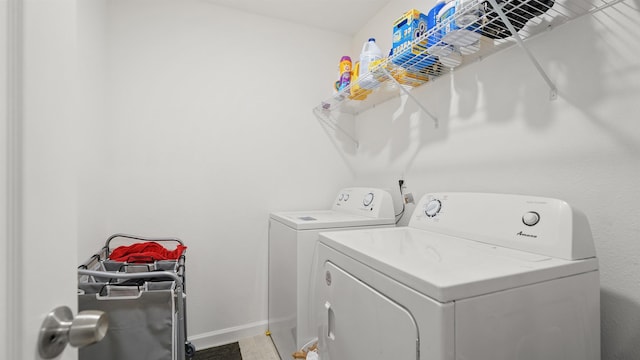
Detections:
79,282,176,360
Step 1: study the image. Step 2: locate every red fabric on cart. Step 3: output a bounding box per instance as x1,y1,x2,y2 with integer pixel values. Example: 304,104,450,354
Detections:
109,241,187,263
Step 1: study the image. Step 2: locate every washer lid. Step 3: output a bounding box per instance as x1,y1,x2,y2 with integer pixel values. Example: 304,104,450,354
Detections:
319,227,598,302
270,210,394,230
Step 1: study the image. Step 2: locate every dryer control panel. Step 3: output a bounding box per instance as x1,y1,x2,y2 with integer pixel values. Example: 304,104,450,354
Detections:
332,188,395,220
409,192,595,261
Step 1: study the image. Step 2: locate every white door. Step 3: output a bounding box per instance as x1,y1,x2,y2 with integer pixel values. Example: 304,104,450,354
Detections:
2,0,81,359
320,262,419,360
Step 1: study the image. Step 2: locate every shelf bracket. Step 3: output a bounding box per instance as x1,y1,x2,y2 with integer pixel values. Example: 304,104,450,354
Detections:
486,0,558,100
381,67,440,127
312,107,359,148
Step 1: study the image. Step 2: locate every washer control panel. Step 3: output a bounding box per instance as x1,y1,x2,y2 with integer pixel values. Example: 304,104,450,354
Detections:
332,188,394,220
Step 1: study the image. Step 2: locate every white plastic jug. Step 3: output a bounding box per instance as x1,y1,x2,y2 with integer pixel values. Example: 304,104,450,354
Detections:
358,38,383,90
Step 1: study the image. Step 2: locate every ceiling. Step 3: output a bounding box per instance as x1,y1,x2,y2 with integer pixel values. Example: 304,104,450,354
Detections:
204,0,392,35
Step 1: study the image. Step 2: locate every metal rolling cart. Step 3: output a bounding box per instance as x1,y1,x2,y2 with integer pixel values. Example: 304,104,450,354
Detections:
78,233,196,360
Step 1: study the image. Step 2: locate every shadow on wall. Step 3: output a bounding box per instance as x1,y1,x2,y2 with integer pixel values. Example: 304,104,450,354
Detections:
313,78,453,175
601,288,640,359
315,109,359,178
392,77,452,172
477,11,606,130
559,2,640,157
360,76,453,160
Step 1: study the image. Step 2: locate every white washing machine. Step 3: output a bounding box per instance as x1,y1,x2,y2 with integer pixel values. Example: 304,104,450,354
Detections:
315,192,600,360
268,187,396,358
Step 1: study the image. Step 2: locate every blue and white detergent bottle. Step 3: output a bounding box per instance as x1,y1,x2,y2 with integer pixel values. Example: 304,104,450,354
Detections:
358,38,383,90
427,1,453,57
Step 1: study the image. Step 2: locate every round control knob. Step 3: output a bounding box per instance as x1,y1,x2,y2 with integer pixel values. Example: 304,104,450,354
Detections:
344,194,349,201
338,194,344,201
522,211,540,226
425,199,442,217
363,192,374,207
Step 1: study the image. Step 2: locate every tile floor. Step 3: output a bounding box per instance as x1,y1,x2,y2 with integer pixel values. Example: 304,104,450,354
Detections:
239,334,281,360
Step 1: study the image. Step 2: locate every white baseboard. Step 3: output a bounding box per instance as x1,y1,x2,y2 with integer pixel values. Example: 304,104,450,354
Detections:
188,320,268,351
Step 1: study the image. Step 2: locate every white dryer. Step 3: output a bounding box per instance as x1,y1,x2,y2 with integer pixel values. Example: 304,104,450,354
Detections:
268,187,396,358
315,192,599,360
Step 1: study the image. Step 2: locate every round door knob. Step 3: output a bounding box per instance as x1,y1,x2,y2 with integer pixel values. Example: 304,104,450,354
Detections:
69,310,109,348
38,306,109,359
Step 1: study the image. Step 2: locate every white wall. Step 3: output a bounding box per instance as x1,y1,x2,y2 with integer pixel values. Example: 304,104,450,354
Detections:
76,0,110,262
82,0,355,347
343,1,640,359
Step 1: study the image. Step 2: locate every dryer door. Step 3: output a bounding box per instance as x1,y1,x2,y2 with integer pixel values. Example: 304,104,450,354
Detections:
319,261,419,360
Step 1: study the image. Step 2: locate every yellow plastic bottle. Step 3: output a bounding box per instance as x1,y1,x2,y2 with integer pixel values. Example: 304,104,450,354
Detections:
349,61,372,100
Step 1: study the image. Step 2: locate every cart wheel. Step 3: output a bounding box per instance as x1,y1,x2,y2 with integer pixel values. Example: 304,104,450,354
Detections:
185,342,196,359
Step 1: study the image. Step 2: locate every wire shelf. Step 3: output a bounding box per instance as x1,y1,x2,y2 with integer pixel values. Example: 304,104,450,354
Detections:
315,0,628,117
